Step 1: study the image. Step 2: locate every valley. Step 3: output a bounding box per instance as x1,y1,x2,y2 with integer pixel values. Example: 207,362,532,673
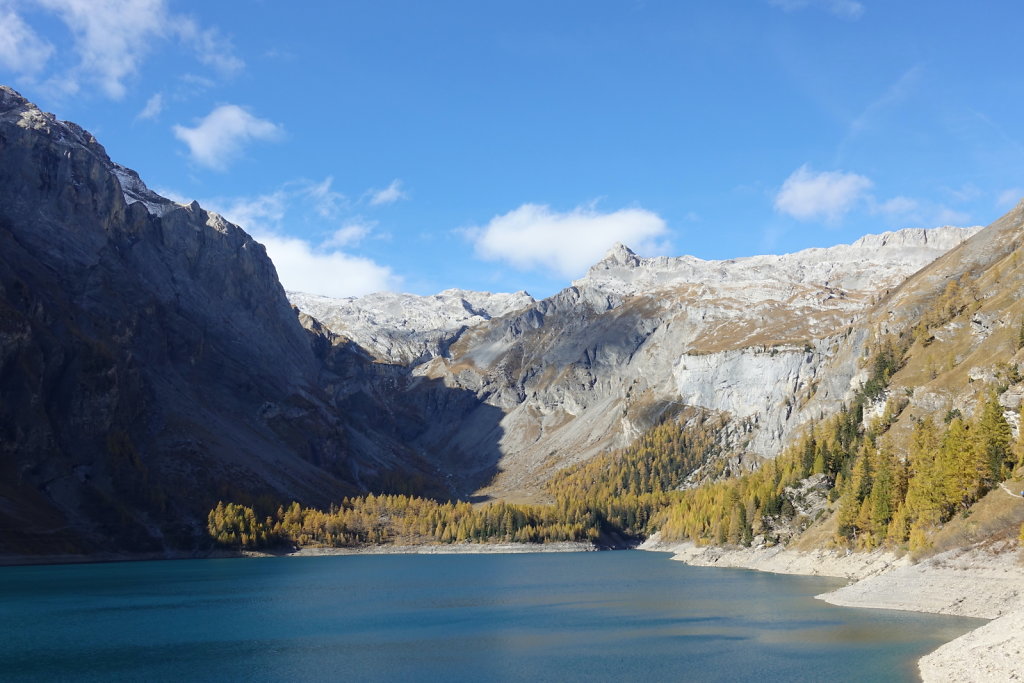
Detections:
2,84,1024,681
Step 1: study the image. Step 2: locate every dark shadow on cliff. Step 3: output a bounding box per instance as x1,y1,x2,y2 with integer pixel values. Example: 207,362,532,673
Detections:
309,324,505,502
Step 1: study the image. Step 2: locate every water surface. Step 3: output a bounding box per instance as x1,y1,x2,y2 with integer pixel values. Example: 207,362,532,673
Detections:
0,551,981,681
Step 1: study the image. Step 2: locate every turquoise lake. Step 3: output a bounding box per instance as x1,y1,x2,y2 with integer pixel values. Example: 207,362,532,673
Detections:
0,550,982,682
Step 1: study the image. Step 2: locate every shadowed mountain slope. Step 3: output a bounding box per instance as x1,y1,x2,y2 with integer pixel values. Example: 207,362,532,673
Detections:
0,87,503,558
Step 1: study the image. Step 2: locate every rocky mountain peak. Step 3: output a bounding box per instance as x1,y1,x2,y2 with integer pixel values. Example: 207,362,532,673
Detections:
1,86,107,157
0,84,28,110
598,242,641,268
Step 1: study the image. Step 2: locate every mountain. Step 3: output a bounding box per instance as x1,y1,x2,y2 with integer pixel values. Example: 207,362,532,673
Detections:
287,289,535,364
0,84,1001,559
294,227,978,501
0,86,506,558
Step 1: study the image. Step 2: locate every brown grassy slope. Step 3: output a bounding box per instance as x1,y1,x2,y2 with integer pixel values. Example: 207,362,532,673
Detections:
879,200,1024,455
920,476,1024,559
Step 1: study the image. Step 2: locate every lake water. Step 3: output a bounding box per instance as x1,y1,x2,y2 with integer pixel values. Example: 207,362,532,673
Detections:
0,550,981,682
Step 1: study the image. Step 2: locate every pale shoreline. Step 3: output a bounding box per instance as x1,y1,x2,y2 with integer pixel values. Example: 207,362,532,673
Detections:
0,540,598,567
248,540,598,557
639,536,1024,682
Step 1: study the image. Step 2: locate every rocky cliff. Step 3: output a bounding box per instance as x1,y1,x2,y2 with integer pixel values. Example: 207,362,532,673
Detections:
0,87,504,557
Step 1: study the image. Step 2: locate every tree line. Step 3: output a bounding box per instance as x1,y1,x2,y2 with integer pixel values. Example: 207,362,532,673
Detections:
207,411,725,549
208,495,602,550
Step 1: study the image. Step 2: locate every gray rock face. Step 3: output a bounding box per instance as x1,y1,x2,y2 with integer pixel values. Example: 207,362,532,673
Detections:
0,86,503,556
305,226,978,499
288,289,535,364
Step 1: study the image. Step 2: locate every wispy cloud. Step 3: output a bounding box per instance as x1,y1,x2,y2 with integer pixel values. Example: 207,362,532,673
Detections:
837,65,922,162
305,177,347,218
0,2,54,76
369,179,408,206
869,195,974,228
774,165,873,223
5,0,242,99
175,17,243,77
322,223,373,248
173,104,283,170
932,207,972,226
467,203,671,278
970,110,1024,158
137,92,163,120
997,188,1024,209
768,0,864,20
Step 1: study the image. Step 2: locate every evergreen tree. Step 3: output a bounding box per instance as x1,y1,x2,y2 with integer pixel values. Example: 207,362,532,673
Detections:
976,390,1012,481
869,448,896,543
939,418,979,513
904,418,941,527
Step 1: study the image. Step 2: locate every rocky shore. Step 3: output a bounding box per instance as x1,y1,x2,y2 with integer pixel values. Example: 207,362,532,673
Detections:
641,537,1024,681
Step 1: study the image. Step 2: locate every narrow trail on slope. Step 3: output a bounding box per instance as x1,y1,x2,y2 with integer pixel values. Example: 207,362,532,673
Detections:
997,483,1022,498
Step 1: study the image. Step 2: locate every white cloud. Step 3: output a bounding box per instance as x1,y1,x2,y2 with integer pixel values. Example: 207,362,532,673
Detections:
37,0,169,98
997,188,1023,208
0,2,54,75
774,165,873,223
255,233,399,298
137,92,163,120
172,104,283,170
369,179,408,206
323,223,372,248
768,0,864,19
468,203,670,278
203,183,398,297
5,0,241,99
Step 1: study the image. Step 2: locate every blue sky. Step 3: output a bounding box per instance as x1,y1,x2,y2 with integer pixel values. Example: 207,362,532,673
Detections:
2,1,1023,299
